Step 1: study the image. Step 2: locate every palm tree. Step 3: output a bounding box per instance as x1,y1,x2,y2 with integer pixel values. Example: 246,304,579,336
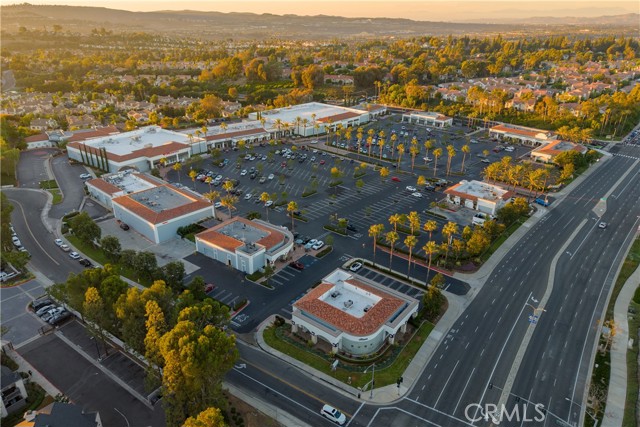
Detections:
407,211,421,235
378,138,385,161
423,220,438,241
385,231,399,267
424,139,434,164
221,194,238,218
390,133,398,152
222,180,234,194
294,116,302,134
417,175,427,187
423,241,438,284
442,221,459,265
389,213,402,232
445,145,456,176
404,235,418,276
368,223,385,263
287,201,298,232
432,148,443,177
189,169,198,189
409,144,420,171
396,143,405,169
302,118,309,136
460,144,470,172
172,162,182,182
260,192,271,221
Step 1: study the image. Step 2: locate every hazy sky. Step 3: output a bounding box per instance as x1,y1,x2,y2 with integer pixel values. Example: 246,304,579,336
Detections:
3,1,638,22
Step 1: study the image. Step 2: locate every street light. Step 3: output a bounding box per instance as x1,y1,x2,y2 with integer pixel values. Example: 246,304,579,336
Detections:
565,397,598,427
364,362,375,399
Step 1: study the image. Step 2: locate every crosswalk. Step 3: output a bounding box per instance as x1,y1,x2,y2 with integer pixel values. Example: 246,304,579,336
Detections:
613,153,640,160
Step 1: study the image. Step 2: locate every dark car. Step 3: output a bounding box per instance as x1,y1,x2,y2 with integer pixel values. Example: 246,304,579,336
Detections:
289,261,305,271
119,222,130,230
346,224,358,232
32,299,53,311
425,184,436,191
250,173,257,180
49,311,72,326
78,258,93,267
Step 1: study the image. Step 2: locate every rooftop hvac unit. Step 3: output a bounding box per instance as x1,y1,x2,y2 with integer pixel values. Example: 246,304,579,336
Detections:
330,291,341,299
343,300,353,309
364,305,372,313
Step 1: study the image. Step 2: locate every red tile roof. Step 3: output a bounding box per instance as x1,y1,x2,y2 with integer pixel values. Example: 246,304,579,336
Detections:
86,178,122,196
196,217,286,253
444,182,514,202
317,111,361,123
532,140,588,155
68,140,190,163
112,185,212,224
205,128,268,141
294,278,405,336
66,126,119,143
25,133,49,142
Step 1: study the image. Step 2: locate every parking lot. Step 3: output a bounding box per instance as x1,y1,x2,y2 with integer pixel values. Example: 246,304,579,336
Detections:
0,280,48,347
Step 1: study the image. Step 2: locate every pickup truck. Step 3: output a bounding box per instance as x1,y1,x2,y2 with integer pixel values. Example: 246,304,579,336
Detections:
535,197,550,207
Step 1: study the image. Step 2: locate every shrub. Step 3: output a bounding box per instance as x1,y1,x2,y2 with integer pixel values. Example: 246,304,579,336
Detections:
176,223,206,238
634,286,640,305
233,299,247,311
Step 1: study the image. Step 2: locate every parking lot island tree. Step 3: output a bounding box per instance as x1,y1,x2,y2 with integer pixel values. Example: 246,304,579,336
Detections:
404,234,418,276
260,192,271,221
460,144,470,173
83,287,110,357
287,201,298,232
408,211,421,236
172,162,182,183
368,223,385,264
396,143,405,170
417,175,426,187
423,241,439,284
445,145,456,176
221,194,238,218
432,148,443,177
189,169,198,190
389,213,402,232
100,235,121,263
385,230,399,267
379,166,389,181
442,221,460,266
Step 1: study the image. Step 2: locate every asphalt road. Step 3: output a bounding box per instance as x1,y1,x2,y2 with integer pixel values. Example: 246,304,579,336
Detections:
48,154,92,218
4,187,85,283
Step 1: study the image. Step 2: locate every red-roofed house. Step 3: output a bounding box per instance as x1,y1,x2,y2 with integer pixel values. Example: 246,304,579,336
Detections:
292,269,419,356
530,140,588,164
195,217,293,273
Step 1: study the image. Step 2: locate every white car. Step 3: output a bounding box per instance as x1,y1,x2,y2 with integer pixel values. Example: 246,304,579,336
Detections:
423,157,433,162
244,193,253,200
406,186,417,192
69,251,80,260
79,173,91,179
310,140,318,144
349,262,363,272
411,192,423,198
268,173,275,180
321,404,346,425
504,146,515,152
54,238,63,246
60,244,71,252
264,200,274,207
481,158,491,163
240,169,248,176
312,241,324,250
214,202,223,209
12,236,21,247
598,222,607,229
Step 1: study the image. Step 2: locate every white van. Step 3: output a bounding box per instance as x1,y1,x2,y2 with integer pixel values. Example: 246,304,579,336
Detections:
472,213,487,226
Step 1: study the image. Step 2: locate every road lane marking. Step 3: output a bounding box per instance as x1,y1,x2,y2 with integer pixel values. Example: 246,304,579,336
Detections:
434,359,459,407
9,197,59,266
453,367,475,416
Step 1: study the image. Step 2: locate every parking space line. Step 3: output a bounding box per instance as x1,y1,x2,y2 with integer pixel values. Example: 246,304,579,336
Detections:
270,278,284,286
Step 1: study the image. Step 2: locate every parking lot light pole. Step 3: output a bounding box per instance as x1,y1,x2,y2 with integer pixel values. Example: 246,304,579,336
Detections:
364,362,375,399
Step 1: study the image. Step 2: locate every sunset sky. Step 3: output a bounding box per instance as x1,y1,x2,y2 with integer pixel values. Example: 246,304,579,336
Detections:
3,1,637,22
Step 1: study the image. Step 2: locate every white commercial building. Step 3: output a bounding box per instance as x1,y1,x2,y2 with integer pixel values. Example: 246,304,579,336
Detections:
204,121,272,149
489,124,558,147
401,111,453,128
292,269,419,356
87,171,213,243
67,125,206,173
195,217,294,274
444,180,514,215
249,102,371,137
530,139,588,163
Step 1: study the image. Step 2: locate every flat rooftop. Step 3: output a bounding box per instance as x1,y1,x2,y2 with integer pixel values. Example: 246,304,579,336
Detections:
129,186,193,212
446,180,511,202
320,281,382,319
103,171,157,194
196,217,289,254
82,126,192,156
405,111,451,120
259,102,364,125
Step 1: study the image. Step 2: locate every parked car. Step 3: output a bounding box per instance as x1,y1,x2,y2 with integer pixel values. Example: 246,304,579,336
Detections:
268,173,275,180
49,311,72,325
405,186,417,192
244,193,253,200
534,197,551,207
119,222,130,230
391,177,401,182
312,241,324,250
321,405,346,426
54,238,64,247
346,224,358,232
59,244,71,252
349,262,363,272
214,202,223,209
79,173,92,180
425,184,436,191
204,283,216,293
259,176,267,184
481,159,491,163
289,261,305,271
32,299,52,311
35,304,56,317
264,200,274,207
411,192,423,198
12,237,22,247
319,160,326,165
78,258,93,268
69,251,81,260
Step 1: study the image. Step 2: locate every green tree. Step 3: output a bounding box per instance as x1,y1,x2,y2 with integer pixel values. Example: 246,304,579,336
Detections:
422,241,438,284
144,299,167,389
0,192,14,252
134,251,158,283
368,223,384,263
423,277,445,321
385,231,399,267
404,234,418,276
83,287,110,356
183,408,226,427
159,307,237,427
69,212,101,246
355,179,364,192
287,201,298,232
161,261,186,293
379,167,389,180
100,235,121,263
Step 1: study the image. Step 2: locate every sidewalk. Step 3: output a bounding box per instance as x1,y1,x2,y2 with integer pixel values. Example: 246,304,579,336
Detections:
255,283,466,404
601,265,640,427
1,343,62,398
